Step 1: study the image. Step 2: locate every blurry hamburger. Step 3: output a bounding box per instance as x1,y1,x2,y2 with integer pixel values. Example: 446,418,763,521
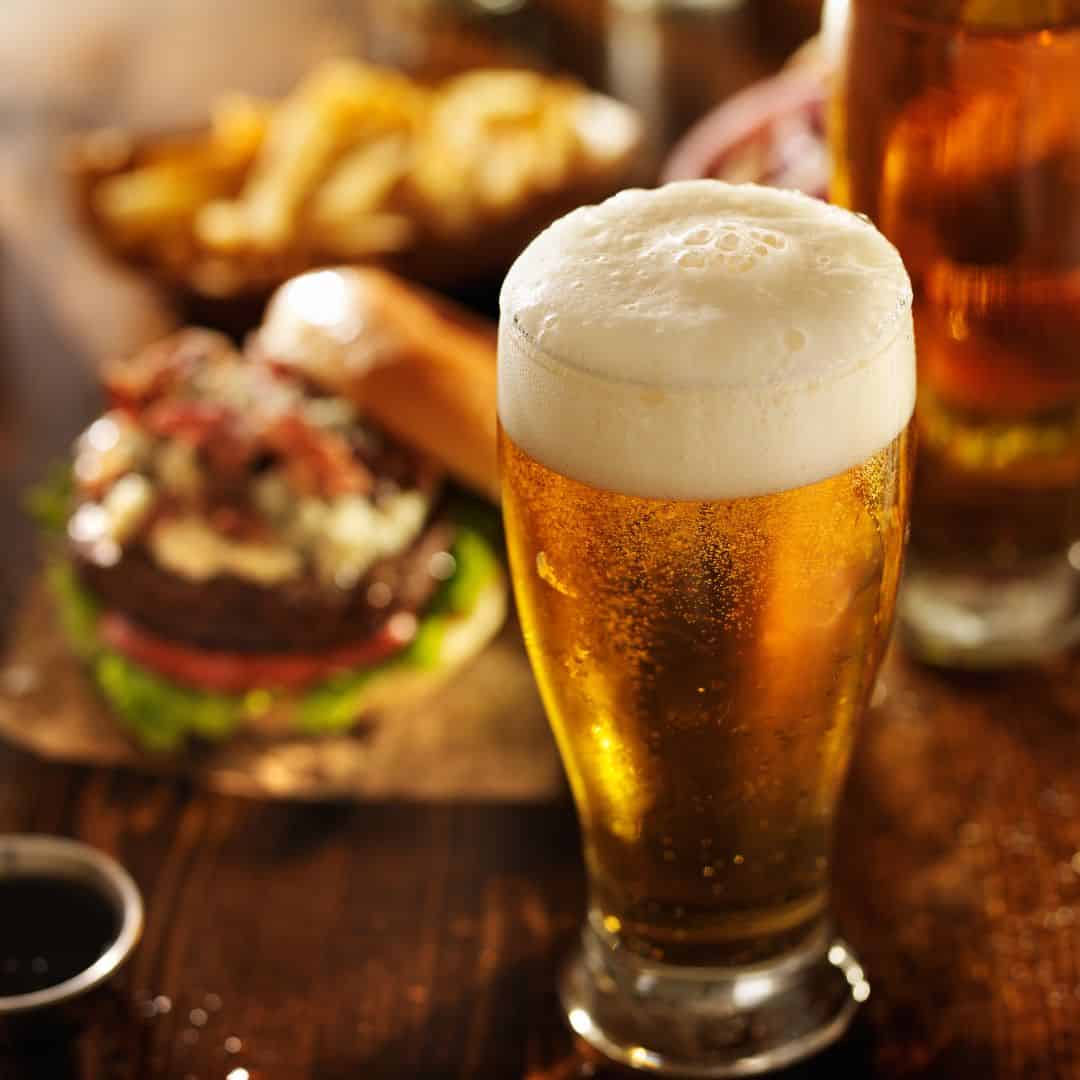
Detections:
42,269,505,750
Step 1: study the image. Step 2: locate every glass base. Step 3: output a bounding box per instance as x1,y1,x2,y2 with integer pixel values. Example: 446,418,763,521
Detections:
899,556,1080,669
560,921,866,1077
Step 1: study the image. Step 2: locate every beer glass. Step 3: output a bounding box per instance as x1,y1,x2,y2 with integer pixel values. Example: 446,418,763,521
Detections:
829,0,1080,666
499,181,914,1075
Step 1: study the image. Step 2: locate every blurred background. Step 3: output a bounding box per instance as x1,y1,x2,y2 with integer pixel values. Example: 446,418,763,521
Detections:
0,1,817,132
0,0,825,639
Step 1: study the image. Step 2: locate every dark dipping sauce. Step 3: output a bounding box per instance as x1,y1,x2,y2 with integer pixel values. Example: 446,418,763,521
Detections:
0,876,119,996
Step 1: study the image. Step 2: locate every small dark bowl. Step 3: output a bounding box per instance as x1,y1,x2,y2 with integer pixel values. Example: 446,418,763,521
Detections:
0,835,143,1044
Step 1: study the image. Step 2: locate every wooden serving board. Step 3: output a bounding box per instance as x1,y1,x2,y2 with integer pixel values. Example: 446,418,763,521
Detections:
0,579,562,802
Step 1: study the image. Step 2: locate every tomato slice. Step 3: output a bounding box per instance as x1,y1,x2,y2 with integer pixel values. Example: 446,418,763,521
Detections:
99,611,412,693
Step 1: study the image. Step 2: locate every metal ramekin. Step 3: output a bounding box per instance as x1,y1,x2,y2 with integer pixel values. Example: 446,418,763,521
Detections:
0,834,144,1016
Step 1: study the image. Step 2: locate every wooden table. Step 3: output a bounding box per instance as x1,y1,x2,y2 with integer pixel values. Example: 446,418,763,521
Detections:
2,3,1080,1077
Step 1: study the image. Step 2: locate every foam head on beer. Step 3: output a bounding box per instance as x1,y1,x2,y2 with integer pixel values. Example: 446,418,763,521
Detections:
499,180,915,500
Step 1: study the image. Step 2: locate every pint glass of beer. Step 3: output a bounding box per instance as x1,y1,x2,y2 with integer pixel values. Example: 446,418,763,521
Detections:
830,0,1080,665
499,181,914,1075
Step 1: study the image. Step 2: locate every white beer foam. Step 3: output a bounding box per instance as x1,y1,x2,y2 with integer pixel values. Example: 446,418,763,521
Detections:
499,180,915,500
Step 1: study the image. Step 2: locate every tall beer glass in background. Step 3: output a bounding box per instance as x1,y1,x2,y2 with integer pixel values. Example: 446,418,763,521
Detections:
499,181,914,1075
829,0,1080,666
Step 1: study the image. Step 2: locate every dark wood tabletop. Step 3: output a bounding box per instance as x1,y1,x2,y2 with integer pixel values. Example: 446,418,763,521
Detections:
1,3,1080,1078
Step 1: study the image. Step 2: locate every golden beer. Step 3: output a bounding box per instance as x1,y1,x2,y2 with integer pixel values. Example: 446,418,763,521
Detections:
501,427,911,966
499,181,915,1074
830,0,1080,662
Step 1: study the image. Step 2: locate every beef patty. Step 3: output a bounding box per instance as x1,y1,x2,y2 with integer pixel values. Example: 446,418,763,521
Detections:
75,516,456,654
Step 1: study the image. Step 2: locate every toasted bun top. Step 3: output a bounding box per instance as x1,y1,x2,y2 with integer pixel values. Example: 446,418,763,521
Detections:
255,267,499,502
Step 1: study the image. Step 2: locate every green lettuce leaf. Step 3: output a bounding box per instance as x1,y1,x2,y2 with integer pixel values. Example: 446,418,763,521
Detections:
429,525,499,618
26,464,74,536
46,562,100,659
94,651,235,752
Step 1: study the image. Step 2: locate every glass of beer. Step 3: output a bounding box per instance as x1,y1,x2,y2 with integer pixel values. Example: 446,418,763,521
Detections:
829,0,1080,666
499,181,914,1075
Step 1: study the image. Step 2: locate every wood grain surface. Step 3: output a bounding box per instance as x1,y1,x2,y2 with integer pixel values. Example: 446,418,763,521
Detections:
1,3,1078,1078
